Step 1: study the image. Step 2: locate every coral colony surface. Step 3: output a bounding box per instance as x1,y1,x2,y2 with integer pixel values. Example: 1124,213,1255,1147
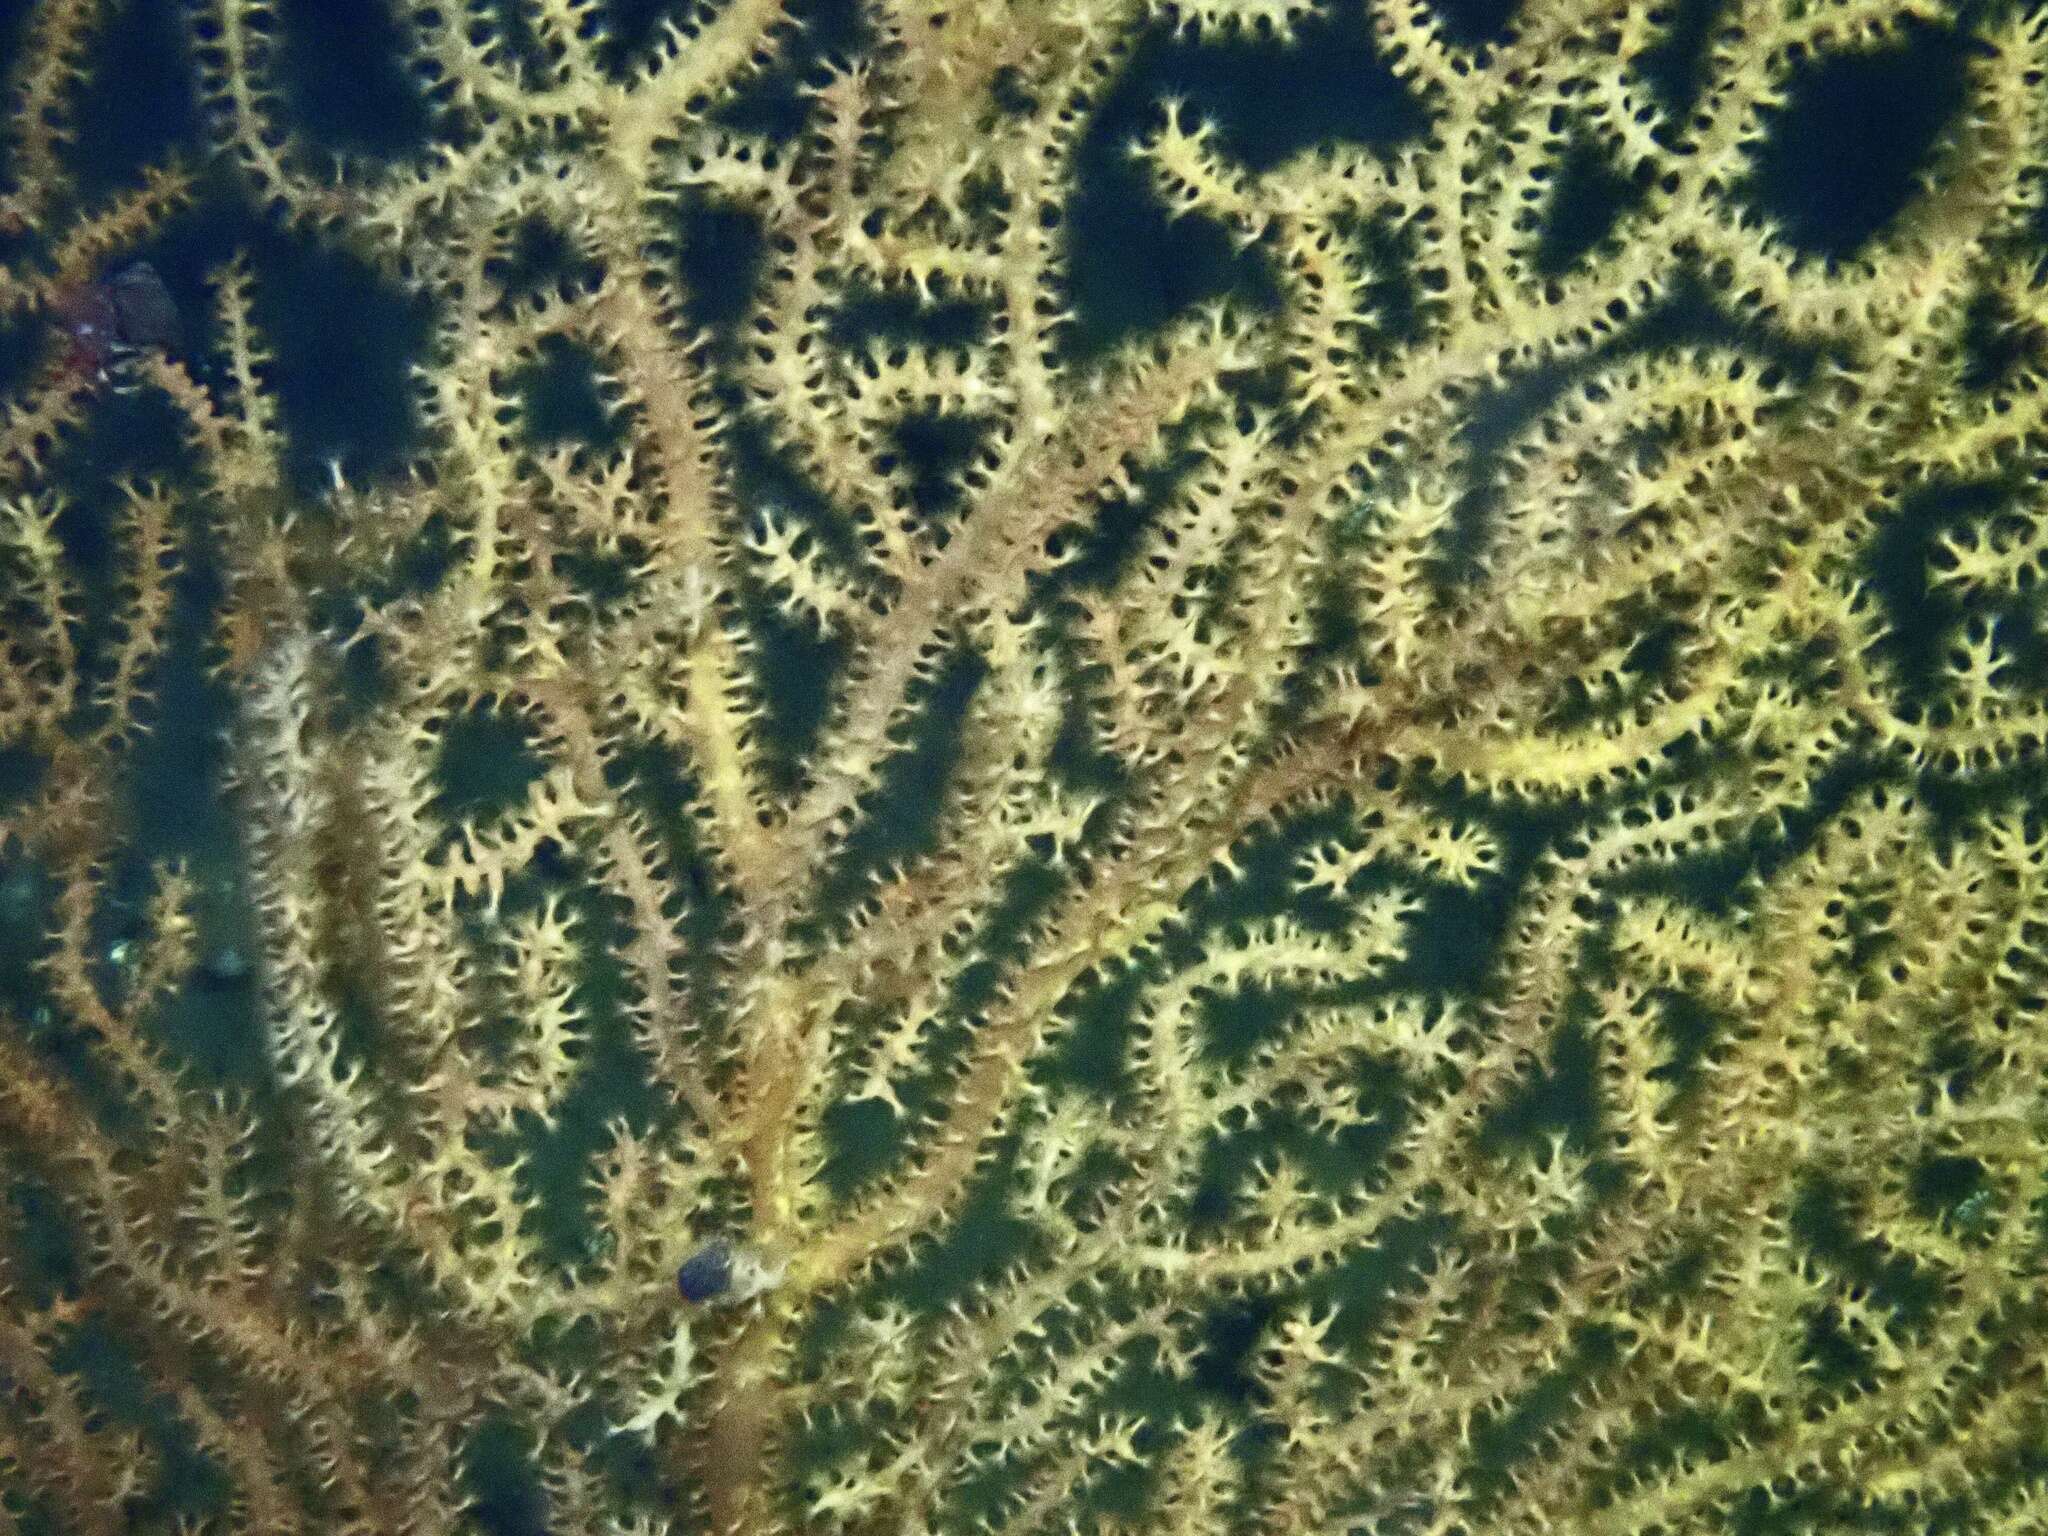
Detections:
3,0,2048,1532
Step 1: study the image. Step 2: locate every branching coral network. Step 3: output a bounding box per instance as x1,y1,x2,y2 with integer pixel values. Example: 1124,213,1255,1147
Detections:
3,0,2048,1531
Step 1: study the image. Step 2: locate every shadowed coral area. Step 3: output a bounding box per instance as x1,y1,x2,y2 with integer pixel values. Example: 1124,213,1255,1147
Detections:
3,0,2048,1533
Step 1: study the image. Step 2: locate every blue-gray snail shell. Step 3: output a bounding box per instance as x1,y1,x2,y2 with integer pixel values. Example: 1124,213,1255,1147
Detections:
676,1242,734,1303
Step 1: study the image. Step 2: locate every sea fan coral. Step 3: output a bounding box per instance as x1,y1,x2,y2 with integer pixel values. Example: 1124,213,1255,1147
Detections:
3,0,2047,1532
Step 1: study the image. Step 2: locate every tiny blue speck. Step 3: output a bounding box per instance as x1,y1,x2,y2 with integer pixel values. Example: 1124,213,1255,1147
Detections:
677,1243,733,1302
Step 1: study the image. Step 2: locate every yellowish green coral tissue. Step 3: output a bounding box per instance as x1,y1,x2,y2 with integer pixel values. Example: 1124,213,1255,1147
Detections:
5,0,2048,1530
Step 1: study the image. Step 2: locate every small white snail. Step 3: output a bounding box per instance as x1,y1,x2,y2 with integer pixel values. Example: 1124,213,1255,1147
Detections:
675,1241,784,1305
